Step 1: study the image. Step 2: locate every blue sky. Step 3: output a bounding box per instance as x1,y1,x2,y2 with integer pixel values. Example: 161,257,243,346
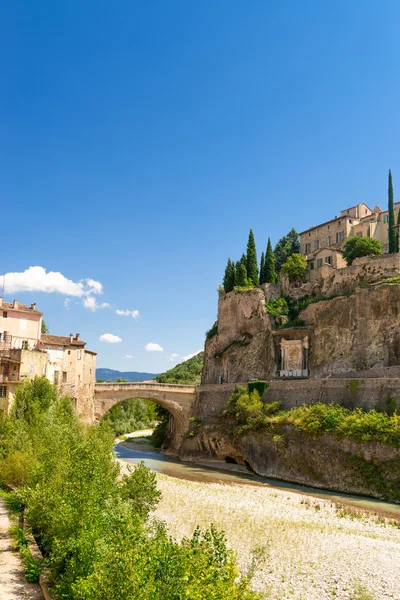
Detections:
1,1,400,372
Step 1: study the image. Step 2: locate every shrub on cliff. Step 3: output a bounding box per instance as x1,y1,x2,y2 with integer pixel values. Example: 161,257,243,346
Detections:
343,236,383,266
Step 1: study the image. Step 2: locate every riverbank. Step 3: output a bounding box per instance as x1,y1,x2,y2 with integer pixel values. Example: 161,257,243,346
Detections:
118,458,400,600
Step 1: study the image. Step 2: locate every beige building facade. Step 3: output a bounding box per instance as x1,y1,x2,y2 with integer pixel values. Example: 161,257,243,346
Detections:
0,299,96,421
300,202,400,282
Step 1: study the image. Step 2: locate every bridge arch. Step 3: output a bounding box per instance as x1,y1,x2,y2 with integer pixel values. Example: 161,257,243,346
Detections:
94,382,197,454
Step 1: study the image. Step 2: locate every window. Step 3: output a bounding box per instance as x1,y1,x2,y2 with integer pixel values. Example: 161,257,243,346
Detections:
53,371,59,384
305,243,311,254
309,262,314,270
77,350,81,360
57,347,63,359
2,311,7,318
338,220,341,226
68,350,71,355
0,385,6,398
325,256,332,265
317,258,323,268
314,239,320,250
336,231,344,243
62,371,68,383
0,331,4,342
349,219,352,224
384,214,389,224
328,235,332,246
19,318,27,332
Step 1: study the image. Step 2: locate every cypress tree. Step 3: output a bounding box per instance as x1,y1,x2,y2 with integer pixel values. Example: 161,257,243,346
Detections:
240,253,247,267
388,170,396,253
246,229,259,285
264,237,276,283
274,228,300,272
223,258,235,293
259,252,265,284
235,261,247,286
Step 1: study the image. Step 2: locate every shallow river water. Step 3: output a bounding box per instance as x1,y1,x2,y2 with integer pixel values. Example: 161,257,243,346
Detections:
115,443,400,520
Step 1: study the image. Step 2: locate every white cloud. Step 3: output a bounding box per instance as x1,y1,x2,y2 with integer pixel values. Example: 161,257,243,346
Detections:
64,298,71,311
122,354,133,359
83,296,110,312
145,343,163,352
169,353,180,362
182,351,202,361
0,266,103,297
99,333,122,343
116,309,140,319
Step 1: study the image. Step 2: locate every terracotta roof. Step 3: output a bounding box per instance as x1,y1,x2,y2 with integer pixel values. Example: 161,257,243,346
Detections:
41,334,86,347
1,301,42,315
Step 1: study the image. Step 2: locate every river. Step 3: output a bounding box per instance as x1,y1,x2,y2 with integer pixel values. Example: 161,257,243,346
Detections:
115,442,400,520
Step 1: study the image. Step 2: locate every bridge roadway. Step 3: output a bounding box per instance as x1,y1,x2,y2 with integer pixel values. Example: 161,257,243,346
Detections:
94,382,197,453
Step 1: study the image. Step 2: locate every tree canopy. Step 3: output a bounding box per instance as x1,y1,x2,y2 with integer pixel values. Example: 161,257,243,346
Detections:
342,236,383,266
280,253,308,282
388,170,397,253
274,229,300,272
246,229,259,285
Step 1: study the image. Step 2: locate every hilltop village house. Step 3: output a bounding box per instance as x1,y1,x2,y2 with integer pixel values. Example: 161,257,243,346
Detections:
300,202,400,283
0,298,96,421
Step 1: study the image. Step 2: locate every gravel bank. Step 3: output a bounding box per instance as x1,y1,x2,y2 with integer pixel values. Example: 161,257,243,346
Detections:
146,471,400,600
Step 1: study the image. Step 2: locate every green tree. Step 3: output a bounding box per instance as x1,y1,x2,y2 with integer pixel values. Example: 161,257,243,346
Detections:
280,253,308,283
235,261,248,287
264,237,276,283
274,228,300,272
388,170,397,253
223,258,236,293
342,236,383,266
246,229,259,285
397,208,400,252
259,252,265,284
41,320,49,334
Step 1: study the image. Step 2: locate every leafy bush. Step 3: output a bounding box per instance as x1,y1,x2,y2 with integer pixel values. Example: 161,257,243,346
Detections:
248,380,268,396
343,236,383,266
0,378,260,599
280,254,308,283
206,323,218,340
265,298,288,317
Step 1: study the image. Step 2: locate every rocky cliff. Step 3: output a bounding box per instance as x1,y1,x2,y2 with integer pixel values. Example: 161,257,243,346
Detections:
300,283,400,378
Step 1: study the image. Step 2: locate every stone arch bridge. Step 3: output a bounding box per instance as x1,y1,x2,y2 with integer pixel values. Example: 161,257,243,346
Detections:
94,382,197,454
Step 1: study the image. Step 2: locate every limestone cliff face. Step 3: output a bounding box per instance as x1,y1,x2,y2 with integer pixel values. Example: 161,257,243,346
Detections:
180,427,400,502
202,289,276,384
300,284,400,378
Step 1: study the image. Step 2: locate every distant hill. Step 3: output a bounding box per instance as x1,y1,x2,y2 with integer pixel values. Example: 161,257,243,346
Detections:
155,352,204,385
96,368,159,382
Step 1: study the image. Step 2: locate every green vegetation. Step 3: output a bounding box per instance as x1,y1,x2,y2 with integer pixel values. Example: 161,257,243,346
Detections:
105,398,158,436
247,380,268,396
41,319,49,334
264,237,276,283
342,236,383,266
225,390,400,447
9,524,44,583
388,169,397,253
265,297,288,318
221,228,299,292
206,323,218,340
280,253,308,282
246,229,259,286
0,377,260,600
155,352,204,385
274,228,300,273
223,258,236,293
345,379,360,393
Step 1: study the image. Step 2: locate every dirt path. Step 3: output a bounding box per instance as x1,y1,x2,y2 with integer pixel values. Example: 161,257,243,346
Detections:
0,498,43,600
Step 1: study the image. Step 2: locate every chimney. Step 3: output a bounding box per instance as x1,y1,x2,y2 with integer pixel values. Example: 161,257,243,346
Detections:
0,297,2,308
13,300,18,310
69,334,73,343
76,333,81,341
30,303,36,310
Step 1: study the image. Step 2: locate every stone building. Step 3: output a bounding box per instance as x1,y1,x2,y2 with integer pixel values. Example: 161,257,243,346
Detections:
299,202,400,282
0,298,96,421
